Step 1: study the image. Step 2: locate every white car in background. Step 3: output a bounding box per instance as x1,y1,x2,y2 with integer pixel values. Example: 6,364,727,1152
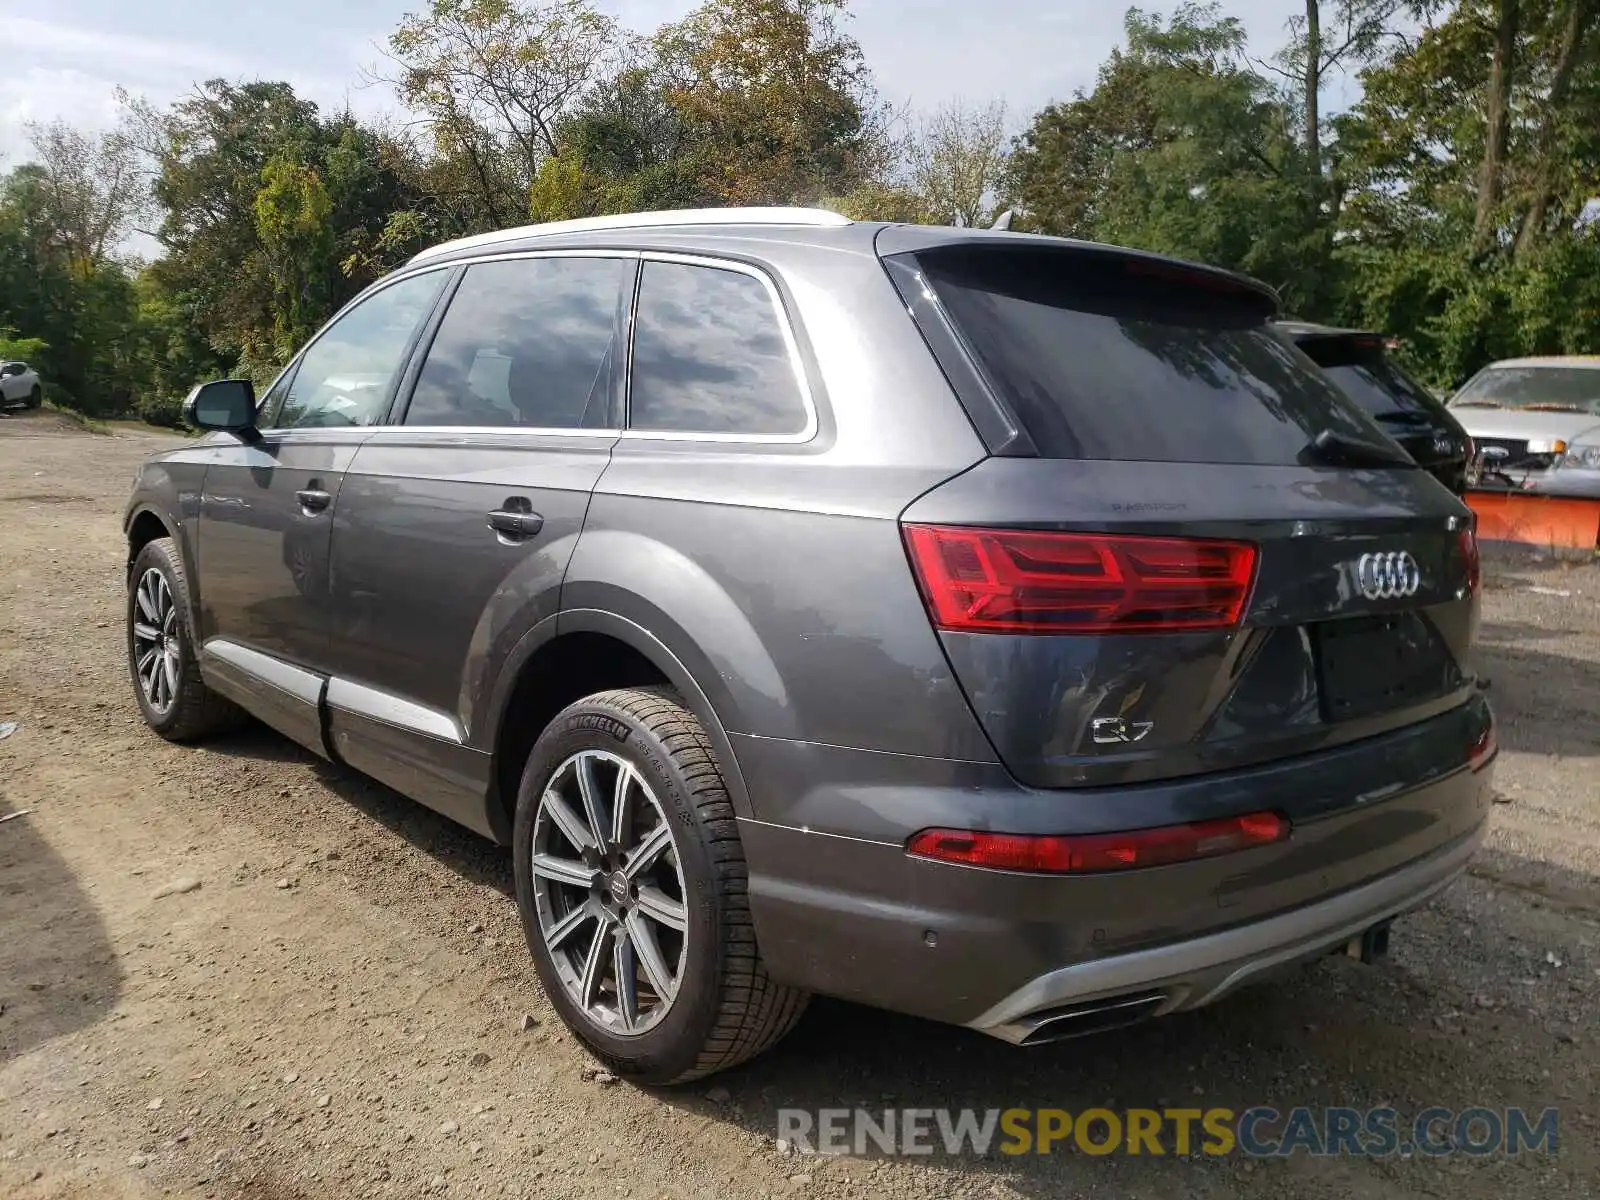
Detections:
1448,357,1600,497
0,360,43,409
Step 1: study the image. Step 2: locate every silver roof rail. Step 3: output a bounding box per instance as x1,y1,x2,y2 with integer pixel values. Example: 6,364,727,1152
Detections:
409,206,854,265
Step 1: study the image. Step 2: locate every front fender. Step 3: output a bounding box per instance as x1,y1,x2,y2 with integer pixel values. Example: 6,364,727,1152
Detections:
126,441,215,582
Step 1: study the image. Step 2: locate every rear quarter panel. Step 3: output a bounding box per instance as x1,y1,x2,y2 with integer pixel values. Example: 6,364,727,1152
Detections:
561,240,998,819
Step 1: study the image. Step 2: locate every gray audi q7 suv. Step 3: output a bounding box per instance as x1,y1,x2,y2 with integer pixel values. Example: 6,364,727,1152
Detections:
124,208,1496,1084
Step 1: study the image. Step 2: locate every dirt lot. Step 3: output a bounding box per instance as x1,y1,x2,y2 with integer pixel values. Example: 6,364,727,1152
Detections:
2,408,1596,1199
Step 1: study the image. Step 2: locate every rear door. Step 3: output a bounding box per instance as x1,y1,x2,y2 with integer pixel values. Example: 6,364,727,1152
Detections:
886,238,1482,790
321,251,632,832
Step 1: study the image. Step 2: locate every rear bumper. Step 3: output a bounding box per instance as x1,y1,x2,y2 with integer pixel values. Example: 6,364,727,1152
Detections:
970,823,1481,1043
733,694,1495,1031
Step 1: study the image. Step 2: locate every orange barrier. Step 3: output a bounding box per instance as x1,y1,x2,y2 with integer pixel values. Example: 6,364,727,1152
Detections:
1466,490,1600,554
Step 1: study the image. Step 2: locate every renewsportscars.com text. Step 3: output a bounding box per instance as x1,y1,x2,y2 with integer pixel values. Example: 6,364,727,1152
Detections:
775,1106,1559,1158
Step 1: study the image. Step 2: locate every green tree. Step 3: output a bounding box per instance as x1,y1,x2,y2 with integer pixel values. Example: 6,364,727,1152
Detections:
383,0,622,228
148,80,433,381
1333,0,1600,381
907,99,1010,227
657,0,878,204
254,156,335,361
0,165,146,413
1007,4,1330,311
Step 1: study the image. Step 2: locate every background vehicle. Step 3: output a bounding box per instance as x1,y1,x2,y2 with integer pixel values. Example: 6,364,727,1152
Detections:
1445,357,1600,497
1277,321,1470,494
0,360,42,408
124,210,1495,1083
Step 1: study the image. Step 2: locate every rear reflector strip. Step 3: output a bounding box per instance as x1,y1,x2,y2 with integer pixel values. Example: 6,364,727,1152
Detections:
1456,523,1481,596
906,812,1288,874
1468,722,1496,772
902,525,1258,634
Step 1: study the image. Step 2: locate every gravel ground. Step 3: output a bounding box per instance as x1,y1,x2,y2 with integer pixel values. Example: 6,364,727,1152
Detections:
1,409,1596,1199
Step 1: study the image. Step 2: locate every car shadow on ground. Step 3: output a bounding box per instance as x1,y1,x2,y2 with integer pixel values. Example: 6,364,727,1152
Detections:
640,842,1597,1194
197,723,516,900
1476,623,1600,760
0,801,124,1064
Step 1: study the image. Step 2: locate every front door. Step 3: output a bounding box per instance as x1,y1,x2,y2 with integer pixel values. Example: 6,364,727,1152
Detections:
322,253,632,830
194,268,448,753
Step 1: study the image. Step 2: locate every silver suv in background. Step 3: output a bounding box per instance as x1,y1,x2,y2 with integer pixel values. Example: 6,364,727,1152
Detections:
0,360,42,408
123,208,1496,1083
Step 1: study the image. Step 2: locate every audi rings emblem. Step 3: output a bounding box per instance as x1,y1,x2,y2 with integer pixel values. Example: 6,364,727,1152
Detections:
1355,551,1421,600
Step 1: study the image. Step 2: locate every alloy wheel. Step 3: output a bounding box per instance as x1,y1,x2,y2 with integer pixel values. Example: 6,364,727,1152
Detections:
531,750,689,1036
131,567,180,716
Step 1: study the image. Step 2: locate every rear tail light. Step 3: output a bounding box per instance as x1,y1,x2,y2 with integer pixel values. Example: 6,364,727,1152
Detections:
901,525,1257,634
1456,521,1481,596
906,812,1288,874
1468,722,1496,771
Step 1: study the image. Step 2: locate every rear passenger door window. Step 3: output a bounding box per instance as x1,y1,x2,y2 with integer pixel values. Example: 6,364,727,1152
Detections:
627,259,811,438
403,256,630,429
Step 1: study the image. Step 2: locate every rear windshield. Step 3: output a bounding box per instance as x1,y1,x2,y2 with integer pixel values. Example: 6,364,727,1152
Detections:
1294,338,1447,423
914,247,1392,464
1450,365,1600,416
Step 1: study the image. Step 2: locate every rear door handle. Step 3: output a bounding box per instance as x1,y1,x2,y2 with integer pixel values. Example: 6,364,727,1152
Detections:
296,488,332,514
487,509,544,538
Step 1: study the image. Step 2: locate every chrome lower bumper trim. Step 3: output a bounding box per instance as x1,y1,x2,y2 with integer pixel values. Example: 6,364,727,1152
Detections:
970,826,1484,1045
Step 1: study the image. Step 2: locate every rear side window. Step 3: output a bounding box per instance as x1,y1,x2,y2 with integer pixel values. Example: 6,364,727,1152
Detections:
914,247,1385,464
627,260,809,437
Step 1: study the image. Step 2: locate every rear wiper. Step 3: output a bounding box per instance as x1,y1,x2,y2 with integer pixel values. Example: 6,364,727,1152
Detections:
1300,429,1414,469
1450,400,1502,408
1520,403,1592,413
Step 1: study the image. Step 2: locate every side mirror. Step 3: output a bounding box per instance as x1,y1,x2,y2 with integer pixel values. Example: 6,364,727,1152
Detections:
183,378,258,439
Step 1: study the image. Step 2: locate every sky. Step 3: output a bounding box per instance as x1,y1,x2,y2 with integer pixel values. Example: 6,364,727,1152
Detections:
0,0,1361,168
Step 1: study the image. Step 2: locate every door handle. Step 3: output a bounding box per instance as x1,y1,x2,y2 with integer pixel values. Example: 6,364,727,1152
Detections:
296,488,332,513
487,509,544,538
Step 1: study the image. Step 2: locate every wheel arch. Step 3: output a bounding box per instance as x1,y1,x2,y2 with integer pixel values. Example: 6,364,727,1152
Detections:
485,610,755,844
125,506,173,577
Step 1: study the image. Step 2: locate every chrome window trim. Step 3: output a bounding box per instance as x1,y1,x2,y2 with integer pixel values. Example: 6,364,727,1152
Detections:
359,425,622,442
619,251,820,446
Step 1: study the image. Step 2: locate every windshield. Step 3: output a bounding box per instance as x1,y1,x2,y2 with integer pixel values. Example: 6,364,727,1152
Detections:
1450,365,1600,414
915,246,1402,466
